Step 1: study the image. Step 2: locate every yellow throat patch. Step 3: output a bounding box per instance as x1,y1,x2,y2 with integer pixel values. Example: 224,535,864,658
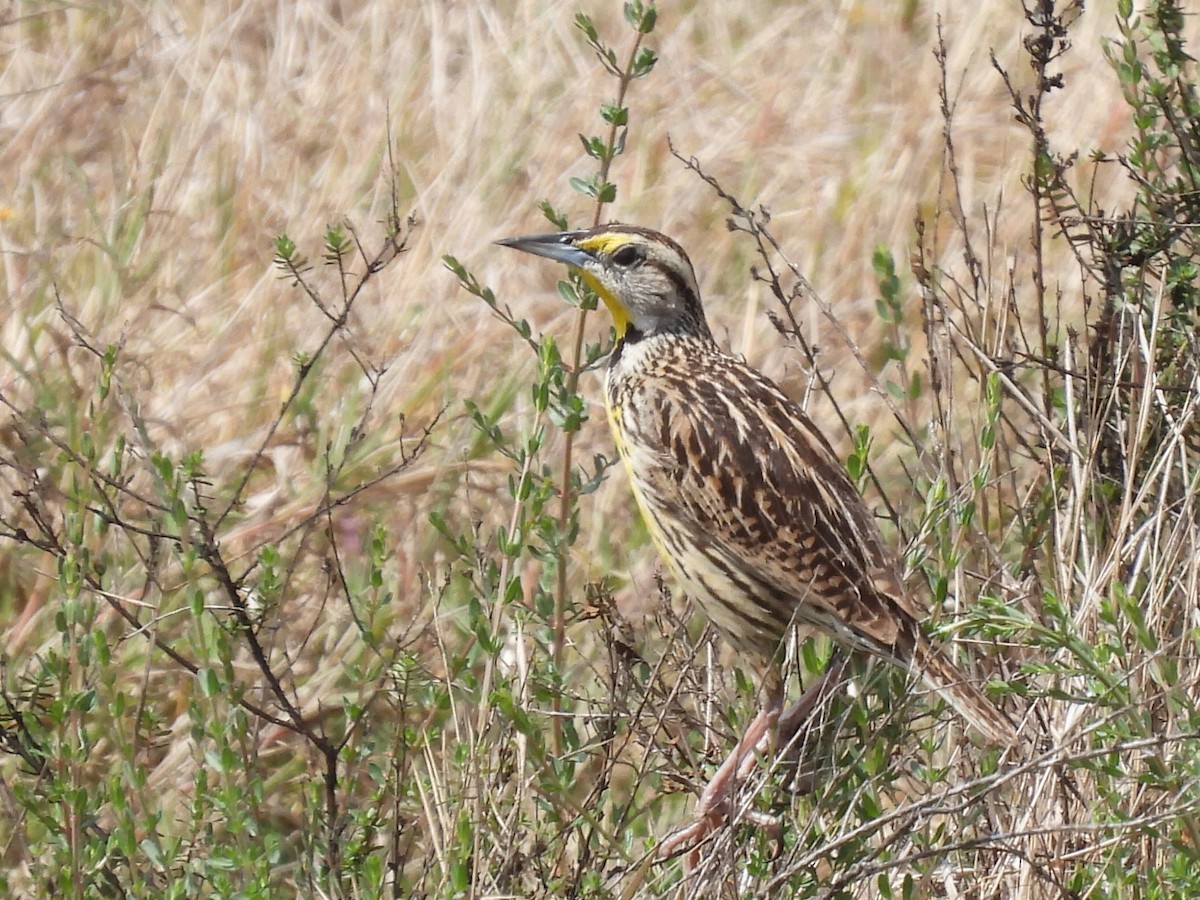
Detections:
574,234,637,338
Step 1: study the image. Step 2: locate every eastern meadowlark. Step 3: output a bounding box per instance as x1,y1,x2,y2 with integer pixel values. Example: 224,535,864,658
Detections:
498,224,1018,852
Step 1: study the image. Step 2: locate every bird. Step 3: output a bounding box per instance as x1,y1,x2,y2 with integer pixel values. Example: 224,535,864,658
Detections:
497,223,1018,854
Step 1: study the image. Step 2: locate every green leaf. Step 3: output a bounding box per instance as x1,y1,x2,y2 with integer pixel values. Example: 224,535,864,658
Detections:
198,668,220,697
574,12,598,43
139,838,165,868
600,102,628,126
91,629,110,665
442,254,467,280
579,134,606,159
631,47,658,77
273,234,295,261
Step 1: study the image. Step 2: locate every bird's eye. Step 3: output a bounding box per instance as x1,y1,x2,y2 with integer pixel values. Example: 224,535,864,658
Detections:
611,244,644,268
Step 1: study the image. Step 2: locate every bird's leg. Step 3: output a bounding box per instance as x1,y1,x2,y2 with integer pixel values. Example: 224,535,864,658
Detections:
659,657,847,860
778,652,846,751
658,681,783,859
777,653,847,794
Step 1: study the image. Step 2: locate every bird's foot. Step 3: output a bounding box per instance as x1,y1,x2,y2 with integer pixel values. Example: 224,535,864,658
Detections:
658,793,780,863
658,704,780,861
659,659,847,862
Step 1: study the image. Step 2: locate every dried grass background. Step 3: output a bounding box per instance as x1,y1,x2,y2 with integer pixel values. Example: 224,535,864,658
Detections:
4,1,1200,897
3,2,1135,454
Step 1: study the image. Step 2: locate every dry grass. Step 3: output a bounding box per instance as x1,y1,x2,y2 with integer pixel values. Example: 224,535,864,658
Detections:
3,1,1200,897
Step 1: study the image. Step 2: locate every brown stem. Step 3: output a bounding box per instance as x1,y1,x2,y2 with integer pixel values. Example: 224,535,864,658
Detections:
551,27,646,757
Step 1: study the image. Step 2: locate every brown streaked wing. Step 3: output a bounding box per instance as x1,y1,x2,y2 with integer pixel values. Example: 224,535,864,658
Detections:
628,351,927,662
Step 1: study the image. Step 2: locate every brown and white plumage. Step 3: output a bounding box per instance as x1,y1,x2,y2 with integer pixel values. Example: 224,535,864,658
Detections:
498,223,1017,848
608,330,1014,742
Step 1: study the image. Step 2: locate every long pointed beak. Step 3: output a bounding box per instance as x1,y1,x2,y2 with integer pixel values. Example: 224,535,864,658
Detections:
495,231,592,268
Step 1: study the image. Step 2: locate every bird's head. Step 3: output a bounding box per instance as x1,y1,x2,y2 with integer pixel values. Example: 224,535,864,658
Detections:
497,224,711,342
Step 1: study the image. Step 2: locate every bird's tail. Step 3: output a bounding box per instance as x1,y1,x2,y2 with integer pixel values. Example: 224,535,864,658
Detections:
911,636,1018,746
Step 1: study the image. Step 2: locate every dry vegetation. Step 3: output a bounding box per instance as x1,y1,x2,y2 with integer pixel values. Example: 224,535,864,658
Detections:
3,1,1200,897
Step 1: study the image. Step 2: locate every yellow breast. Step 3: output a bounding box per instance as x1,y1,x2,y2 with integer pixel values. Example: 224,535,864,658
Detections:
604,394,688,585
